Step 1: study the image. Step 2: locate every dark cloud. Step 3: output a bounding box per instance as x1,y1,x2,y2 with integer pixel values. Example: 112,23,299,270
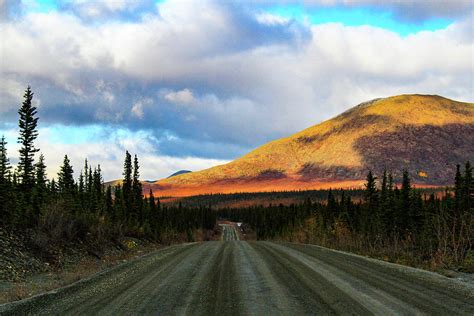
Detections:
362,0,473,22
301,0,474,22
0,0,22,21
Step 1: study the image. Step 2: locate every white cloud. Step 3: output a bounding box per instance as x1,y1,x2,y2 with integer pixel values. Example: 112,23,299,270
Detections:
131,102,144,119
163,89,195,105
131,97,153,119
62,0,152,19
256,12,290,26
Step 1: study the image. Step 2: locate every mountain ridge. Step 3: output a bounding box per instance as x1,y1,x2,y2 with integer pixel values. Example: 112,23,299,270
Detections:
149,94,473,196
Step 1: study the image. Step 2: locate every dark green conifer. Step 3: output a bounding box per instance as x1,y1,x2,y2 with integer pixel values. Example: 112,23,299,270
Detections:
105,185,114,221
454,164,462,214
133,154,143,223
32,154,48,217
122,151,132,214
0,136,12,225
58,155,75,195
17,86,39,189
364,170,378,210
462,161,472,212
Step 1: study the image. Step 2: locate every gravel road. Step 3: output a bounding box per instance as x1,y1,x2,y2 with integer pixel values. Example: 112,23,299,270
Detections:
1,226,473,315
220,224,240,241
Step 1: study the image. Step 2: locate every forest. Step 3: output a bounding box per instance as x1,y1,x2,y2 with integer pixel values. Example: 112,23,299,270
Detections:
0,87,216,254
220,166,473,269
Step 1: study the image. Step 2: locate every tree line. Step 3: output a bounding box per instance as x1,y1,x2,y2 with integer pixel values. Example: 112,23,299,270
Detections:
220,165,473,268
0,87,216,246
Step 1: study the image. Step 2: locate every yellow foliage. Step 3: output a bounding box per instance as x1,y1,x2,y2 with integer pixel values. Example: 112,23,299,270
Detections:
124,240,137,249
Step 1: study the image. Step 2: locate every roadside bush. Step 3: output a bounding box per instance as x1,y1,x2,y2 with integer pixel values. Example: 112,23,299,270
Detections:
37,199,88,244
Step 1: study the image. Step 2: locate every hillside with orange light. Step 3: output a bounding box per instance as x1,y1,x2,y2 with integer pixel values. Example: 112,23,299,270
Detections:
145,94,473,197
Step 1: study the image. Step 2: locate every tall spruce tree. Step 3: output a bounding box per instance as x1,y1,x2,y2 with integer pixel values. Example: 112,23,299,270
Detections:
400,170,412,233
105,185,113,217
78,172,84,193
0,136,11,185
83,159,89,192
364,171,378,210
93,165,103,197
0,136,12,225
17,86,39,189
462,161,472,212
132,155,143,224
123,151,132,214
32,154,48,219
34,154,47,189
58,155,75,195
87,167,93,194
379,170,389,231
454,164,462,214
364,170,379,236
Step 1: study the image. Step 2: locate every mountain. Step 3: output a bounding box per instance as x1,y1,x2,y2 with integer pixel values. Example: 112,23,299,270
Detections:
168,170,192,178
150,94,474,196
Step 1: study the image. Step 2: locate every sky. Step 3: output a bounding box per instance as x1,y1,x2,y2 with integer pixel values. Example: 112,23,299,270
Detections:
0,0,473,181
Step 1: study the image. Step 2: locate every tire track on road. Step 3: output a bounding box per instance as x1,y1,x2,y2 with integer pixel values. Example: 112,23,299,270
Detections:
1,240,473,315
283,242,474,314
250,241,370,315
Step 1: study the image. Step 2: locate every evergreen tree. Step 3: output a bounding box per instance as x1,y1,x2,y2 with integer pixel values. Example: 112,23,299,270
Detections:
410,189,424,234
132,155,143,224
34,154,47,189
364,170,379,236
364,170,378,211
380,170,388,205
83,159,89,192
462,161,472,212
17,86,39,189
93,165,103,198
328,188,338,218
49,178,57,195
385,172,395,234
454,164,462,214
364,170,377,206
58,155,75,195
0,136,10,183
114,184,125,223
78,170,86,196
0,136,12,225
32,154,48,219
105,185,114,221
379,170,390,230
87,167,93,194
149,188,156,213
122,151,132,214
78,171,84,193
400,170,412,233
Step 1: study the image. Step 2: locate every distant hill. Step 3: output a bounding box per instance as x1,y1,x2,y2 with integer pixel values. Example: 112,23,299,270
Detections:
149,94,473,196
167,170,192,178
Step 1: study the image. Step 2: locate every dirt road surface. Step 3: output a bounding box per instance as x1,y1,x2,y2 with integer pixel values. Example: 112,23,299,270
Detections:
1,226,473,315
220,224,240,241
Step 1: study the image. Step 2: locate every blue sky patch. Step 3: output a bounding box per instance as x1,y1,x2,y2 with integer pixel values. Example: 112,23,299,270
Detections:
266,5,452,36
